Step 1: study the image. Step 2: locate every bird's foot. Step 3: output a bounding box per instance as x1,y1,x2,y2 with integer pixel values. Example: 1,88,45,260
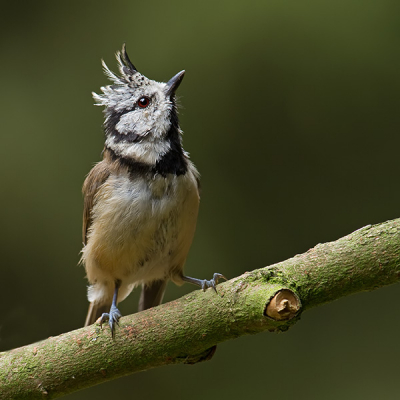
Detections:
200,273,227,292
183,273,227,293
99,305,122,338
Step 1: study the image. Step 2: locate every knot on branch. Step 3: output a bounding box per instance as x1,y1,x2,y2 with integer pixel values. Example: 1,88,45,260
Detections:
183,345,217,365
265,289,301,320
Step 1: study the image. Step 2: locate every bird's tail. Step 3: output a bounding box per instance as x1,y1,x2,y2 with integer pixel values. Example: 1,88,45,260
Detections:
84,302,111,326
138,280,167,312
85,280,167,326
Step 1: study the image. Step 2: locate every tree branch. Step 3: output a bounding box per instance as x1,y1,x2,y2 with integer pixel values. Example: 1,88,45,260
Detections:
1,218,400,399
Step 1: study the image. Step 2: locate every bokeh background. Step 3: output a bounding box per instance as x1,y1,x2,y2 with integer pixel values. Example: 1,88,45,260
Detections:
1,1,400,399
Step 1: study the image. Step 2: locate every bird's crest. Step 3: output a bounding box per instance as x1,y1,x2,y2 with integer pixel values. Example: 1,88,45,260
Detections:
93,44,151,108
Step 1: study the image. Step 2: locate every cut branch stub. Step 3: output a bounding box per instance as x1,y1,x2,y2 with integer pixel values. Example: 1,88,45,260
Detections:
265,289,301,320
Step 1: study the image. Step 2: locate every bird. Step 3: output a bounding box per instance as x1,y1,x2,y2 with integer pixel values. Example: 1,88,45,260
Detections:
81,44,225,337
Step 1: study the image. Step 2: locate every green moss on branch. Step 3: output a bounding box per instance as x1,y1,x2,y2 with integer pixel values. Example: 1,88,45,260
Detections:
1,218,399,399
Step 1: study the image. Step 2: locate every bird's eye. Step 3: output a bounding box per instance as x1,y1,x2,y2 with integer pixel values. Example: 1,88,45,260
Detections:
137,96,150,108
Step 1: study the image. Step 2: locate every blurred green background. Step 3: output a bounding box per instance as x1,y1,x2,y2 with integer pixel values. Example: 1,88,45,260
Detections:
1,1,400,399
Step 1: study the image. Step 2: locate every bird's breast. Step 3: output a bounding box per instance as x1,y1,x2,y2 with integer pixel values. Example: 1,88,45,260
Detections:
83,169,199,285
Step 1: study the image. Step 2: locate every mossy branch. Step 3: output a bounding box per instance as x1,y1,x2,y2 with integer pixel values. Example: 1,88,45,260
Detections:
1,218,400,399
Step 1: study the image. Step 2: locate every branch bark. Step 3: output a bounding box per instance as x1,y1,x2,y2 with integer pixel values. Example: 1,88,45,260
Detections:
1,218,400,399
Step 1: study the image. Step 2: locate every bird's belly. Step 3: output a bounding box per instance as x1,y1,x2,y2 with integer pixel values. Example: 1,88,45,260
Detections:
83,172,199,287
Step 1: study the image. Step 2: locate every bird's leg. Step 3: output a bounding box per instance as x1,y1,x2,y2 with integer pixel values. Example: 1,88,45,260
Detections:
182,273,226,293
100,280,122,338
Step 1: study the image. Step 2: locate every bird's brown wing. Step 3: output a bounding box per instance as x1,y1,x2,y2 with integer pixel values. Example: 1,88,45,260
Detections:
82,160,111,326
82,160,111,245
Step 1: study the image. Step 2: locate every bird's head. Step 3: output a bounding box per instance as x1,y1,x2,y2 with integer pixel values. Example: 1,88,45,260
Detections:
93,44,185,165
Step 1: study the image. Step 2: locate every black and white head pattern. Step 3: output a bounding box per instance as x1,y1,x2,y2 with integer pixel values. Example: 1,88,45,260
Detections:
93,44,187,172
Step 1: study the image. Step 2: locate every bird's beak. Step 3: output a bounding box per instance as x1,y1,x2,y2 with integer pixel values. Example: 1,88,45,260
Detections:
165,70,185,97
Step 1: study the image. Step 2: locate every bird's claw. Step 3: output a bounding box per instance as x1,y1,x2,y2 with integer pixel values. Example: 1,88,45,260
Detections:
99,305,122,338
201,273,227,292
